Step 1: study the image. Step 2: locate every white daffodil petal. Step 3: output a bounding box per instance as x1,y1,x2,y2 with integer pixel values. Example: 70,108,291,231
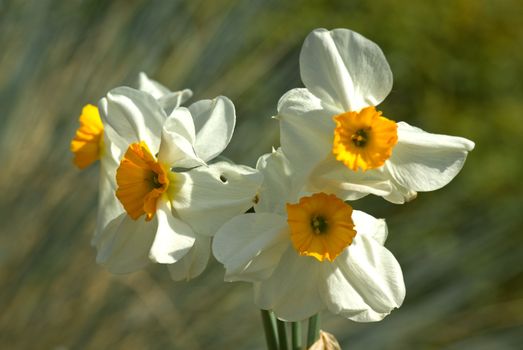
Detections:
349,309,390,323
278,88,339,185
254,148,294,215
95,213,156,274
300,28,393,112
166,107,196,144
255,247,323,321
334,235,405,314
319,261,375,319
173,161,262,237
352,210,388,245
158,89,193,114
137,72,171,99
213,213,289,282
168,236,211,281
92,154,122,246
383,178,418,204
387,121,475,192
100,120,128,164
158,108,205,168
137,72,193,113
319,262,391,322
188,96,236,162
308,157,392,200
149,200,196,264
99,87,165,152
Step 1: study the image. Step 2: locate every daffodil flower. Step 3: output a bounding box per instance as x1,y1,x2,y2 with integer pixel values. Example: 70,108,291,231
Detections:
213,149,405,322
70,104,106,169
95,87,262,279
278,28,475,203
70,73,192,170
71,73,194,244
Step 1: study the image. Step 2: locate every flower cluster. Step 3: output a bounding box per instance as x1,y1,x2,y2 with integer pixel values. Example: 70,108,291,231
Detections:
71,29,474,328
71,73,262,279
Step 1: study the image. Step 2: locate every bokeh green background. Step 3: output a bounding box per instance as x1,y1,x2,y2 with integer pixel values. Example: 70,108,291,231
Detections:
1,0,522,349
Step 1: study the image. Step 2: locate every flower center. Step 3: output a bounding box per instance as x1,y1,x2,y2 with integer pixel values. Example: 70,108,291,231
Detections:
116,141,173,221
70,104,104,169
332,106,398,171
351,128,369,147
310,215,328,235
286,193,356,262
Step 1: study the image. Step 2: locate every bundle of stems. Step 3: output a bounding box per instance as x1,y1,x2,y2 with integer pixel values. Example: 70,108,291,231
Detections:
261,310,320,350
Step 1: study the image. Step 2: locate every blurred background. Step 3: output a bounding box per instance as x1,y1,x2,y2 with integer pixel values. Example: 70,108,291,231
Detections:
1,0,522,349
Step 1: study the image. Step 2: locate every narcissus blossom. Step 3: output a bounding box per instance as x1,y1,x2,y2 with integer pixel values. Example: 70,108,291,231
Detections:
71,73,194,245
95,87,262,279
70,104,105,169
278,28,475,203
213,149,405,322
70,73,192,170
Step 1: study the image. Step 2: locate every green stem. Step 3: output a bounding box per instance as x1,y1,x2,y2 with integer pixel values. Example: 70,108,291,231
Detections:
260,310,278,350
291,322,302,350
306,314,320,348
276,319,288,350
